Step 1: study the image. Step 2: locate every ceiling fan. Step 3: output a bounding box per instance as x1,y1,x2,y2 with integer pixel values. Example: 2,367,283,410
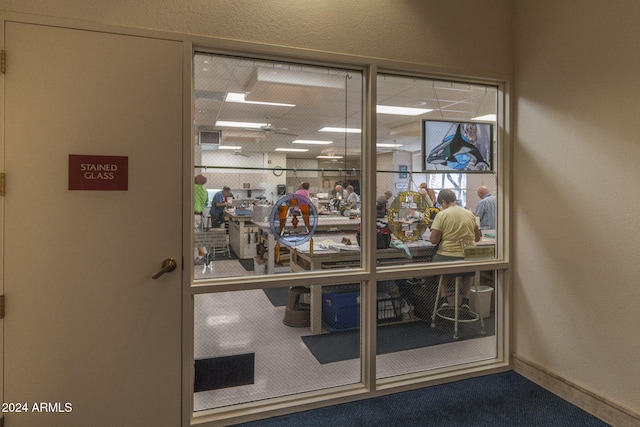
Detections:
320,158,341,164
257,124,297,136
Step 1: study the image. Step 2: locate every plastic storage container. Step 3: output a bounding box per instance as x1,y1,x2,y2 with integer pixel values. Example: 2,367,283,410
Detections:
322,291,360,329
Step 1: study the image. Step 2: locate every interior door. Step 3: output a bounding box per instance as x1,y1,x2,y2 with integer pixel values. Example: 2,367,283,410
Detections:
2,22,183,426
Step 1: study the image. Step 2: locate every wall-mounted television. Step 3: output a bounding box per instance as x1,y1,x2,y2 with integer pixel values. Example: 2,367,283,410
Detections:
422,120,493,172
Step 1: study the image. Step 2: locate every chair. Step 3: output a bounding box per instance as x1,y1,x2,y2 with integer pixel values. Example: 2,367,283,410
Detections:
207,227,230,260
283,286,310,327
430,246,489,339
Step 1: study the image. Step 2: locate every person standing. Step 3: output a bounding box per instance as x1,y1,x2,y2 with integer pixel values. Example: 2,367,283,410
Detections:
418,182,435,208
475,186,497,230
346,185,360,209
429,189,481,310
376,190,393,218
210,186,233,227
294,182,311,200
334,183,347,200
194,174,209,265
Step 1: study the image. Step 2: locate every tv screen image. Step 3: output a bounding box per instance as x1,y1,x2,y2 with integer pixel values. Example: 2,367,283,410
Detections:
422,120,493,172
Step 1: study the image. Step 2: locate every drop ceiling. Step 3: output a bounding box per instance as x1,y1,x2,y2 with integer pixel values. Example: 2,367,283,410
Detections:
194,53,497,163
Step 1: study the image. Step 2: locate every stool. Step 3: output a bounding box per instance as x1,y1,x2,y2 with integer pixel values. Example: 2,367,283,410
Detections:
430,273,485,339
283,286,310,327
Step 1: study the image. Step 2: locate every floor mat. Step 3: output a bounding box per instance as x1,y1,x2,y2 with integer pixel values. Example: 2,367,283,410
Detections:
301,316,495,364
263,287,289,307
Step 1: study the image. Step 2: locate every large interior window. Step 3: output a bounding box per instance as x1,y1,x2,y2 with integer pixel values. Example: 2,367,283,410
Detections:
191,53,506,418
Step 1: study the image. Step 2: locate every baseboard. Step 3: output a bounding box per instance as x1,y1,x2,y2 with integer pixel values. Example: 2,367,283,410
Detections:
512,353,640,427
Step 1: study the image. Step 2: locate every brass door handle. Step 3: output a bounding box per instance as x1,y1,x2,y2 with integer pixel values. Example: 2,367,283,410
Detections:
152,258,177,279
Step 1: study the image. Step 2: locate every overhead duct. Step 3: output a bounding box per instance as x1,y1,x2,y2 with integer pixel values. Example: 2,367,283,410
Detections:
389,121,421,137
244,68,346,104
249,67,345,89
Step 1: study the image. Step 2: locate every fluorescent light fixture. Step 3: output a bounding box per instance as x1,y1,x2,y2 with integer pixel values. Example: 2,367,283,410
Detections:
376,143,404,148
377,105,432,115
217,146,242,150
471,114,496,122
316,155,343,159
292,140,333,145
275,148,308,152
225,92,295,107
319,127,362,133
215,121,267,129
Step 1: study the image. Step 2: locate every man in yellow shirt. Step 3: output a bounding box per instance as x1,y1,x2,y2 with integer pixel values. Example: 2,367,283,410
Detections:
429,189,481,310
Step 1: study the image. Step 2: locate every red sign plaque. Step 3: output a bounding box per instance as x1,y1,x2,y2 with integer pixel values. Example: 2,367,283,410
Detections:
68,155,128,191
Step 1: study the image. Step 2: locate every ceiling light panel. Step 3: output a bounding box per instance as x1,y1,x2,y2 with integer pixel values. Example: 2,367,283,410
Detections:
292,140,333,145
319,127,362,133
275,148,308,152
215,121,267,128
225,92,295,107
377,105,433,115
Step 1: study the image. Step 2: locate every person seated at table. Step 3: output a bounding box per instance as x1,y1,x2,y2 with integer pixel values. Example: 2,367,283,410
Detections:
429,189,481,311
210,186,233,227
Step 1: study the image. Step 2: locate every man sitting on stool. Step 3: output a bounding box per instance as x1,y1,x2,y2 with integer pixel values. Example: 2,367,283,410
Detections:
429,189,481,311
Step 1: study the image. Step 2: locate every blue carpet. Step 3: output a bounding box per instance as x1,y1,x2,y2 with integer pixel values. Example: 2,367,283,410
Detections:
302,316,494,364
235,371,610,426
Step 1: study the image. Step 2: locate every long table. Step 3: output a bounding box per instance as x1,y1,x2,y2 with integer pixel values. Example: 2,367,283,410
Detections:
285,235,496,334
253,215,361,274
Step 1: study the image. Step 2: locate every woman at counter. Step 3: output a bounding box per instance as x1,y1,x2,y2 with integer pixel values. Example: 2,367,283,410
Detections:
429,189,481,311
294,182,311,200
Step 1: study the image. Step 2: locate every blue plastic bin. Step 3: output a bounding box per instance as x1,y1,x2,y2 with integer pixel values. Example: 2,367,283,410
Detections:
322,291,360,329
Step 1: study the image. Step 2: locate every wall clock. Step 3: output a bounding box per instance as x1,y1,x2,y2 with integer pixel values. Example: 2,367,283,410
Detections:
272,166,283,176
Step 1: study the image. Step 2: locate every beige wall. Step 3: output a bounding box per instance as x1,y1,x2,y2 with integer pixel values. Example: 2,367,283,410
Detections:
9,0,639,419
0,0,513,76
514,0,640,412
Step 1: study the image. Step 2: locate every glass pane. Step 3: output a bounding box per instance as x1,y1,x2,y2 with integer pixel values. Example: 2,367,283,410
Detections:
194,284,362,410
194,53,363,279
376,74,498,268
376,271,498,379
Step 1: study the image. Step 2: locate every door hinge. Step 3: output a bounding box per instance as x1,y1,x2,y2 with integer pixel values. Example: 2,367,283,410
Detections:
1,50,5,74
0,173,5,196
0,295,5,319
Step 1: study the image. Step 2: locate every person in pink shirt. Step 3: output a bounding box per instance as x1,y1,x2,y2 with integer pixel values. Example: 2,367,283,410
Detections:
294,182,311,200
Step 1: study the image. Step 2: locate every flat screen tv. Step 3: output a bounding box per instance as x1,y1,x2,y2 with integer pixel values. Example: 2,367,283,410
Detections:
422,120,493,172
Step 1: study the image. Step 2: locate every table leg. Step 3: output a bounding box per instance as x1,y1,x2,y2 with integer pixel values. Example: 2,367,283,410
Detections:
310,284,323,334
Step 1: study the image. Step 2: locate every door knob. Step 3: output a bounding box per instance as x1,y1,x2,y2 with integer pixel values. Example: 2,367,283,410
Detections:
152,258,177,279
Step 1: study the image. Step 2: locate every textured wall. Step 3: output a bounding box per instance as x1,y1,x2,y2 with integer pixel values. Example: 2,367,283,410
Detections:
0,0,513,76
514,0,640,412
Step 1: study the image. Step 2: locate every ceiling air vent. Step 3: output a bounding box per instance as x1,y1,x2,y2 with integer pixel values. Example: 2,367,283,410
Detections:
199,130,220,145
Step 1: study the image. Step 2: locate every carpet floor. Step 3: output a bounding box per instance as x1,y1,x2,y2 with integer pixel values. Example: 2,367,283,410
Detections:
236,370,610,427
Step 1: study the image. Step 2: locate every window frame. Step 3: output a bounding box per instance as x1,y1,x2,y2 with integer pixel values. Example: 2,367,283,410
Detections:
188,45,511,425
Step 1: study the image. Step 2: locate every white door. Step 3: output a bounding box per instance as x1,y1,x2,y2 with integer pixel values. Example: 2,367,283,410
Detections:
2,22,183,426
